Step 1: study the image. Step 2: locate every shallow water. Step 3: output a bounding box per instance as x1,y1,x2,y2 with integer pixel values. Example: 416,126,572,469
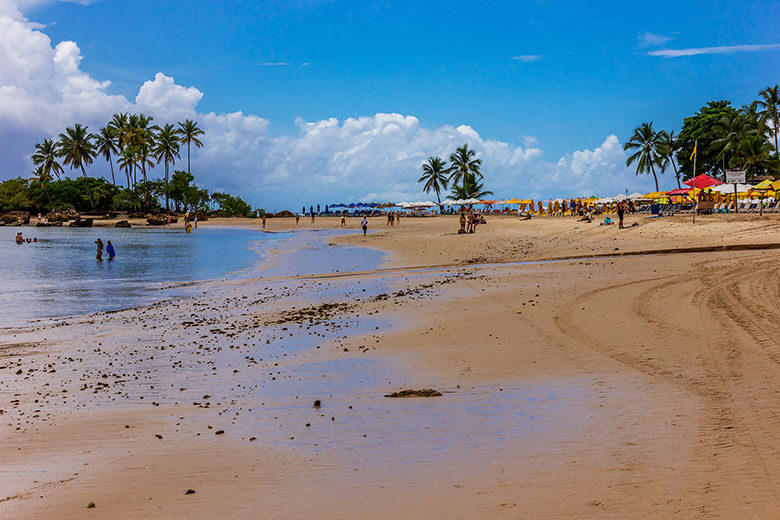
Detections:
0,226,381,328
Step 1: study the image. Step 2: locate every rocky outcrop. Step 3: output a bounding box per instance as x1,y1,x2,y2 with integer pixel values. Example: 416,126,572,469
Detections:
68,218,93,227
45,207,79,222
114,220,131,228
1,212,30,224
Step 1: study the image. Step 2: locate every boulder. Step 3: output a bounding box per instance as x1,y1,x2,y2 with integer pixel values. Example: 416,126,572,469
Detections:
1,212,30,224
68,218,93,228
114,220,131,228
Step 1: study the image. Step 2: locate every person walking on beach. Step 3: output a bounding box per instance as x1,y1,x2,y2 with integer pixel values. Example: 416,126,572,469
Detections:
295,214,300,225
194,215,198,229
95,238,104,260
459,212,467,234
395,211,400,225
340,215,346,227
261,213,267,229
361,216,368,236
617,201,625,229
106,240,115,259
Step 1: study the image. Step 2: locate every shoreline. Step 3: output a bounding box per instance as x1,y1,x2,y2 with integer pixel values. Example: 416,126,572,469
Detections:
3,216,780,518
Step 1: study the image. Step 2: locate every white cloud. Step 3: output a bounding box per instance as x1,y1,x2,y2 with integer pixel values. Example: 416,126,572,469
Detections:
511,55,542,62
135,72,203,120
648,43,780,58
637,32,673,48
0,0,657,209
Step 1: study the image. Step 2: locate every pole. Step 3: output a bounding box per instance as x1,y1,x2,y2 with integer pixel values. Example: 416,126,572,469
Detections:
734,183,738,213
692,139,697,225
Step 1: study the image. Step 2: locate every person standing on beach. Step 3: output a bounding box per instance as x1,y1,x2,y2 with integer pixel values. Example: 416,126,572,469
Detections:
194,216,198,229
295,214,300,225
459,212,467,234
341,215,346,227
95,238,104,260
261,213,267,229
106,241,115,259
361,216,368,236
617,201,625,229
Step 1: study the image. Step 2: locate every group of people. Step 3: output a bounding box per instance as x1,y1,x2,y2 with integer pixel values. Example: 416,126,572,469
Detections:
386,211,401,226
459,210,485,234
94,238,116,260
15,232,37,244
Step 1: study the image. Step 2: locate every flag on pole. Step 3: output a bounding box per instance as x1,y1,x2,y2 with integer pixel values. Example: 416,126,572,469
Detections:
689,144,697,161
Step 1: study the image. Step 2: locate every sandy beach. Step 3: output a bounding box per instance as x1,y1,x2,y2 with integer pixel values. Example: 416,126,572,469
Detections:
3,214,780,519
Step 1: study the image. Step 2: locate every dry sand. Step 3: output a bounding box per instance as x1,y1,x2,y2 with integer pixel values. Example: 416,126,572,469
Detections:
2,214,780,519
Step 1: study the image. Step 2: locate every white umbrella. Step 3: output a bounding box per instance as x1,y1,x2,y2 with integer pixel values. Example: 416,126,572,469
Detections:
613,194,628,201
712,183,753,193
464,198,480,204
628,192,643,199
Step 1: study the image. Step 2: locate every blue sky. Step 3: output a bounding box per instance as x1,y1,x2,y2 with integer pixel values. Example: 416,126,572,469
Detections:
2,0,779,207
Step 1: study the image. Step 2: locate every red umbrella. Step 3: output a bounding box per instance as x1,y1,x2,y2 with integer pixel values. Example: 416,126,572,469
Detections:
667,188,692,195
683,174,722,188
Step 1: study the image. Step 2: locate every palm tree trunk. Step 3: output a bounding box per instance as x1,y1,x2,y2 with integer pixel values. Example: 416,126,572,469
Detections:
165,160,170,212
81,166,94,208
109,156,116,185
672,162,680,189
187,142,191,174
650,163,659,192
774,125,779,159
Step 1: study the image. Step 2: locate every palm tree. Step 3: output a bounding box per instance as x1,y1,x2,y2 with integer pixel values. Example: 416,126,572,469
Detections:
94,126,119,185
177,119,204,174
713,113,757,171
118,147,138,192
738,136,780,179
657,130,683,188
30,165,52,203
137,141,156,208
31,139,64,181
154,123,181,211
757,85,779,159
446,175,493,200
418,156,449,206
448,144,482,187
56,124,97,207
624,122,663,191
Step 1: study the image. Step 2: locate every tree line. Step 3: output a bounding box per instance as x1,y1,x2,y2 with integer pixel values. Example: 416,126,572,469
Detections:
1,113,255,217
625,85,780,191
417,144,493,204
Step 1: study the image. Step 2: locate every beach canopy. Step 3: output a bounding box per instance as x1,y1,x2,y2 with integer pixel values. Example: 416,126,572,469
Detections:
667,188,692,196
684,174,722,188
753,179,775,190
627,192,643,199
505,198,521,204
711,183,753,193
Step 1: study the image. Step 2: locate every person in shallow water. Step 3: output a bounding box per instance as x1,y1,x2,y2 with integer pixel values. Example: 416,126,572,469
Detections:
106,240,115,259
15,232,24,244
95,238,103,260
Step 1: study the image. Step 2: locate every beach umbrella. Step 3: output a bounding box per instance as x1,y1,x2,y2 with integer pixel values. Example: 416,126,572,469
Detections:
628,192,643,199
684,174,722,188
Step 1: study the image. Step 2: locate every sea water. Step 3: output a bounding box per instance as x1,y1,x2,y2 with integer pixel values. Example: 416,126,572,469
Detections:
0,226,278,327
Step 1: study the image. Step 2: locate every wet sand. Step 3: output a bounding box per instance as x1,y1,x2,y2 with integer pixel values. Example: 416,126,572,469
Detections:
2,216,780,518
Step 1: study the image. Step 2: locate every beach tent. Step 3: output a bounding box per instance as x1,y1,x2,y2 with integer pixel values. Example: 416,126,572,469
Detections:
684,174,722,188
613,194,628,201
628,192,643,200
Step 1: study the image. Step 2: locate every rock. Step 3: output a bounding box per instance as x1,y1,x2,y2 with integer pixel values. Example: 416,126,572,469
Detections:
87,502,95,508
68,218,93,228
114,220,131,228
1,212,30,224
313,400,321,408
215,430,224,435
155,434,163,439
384,389,442,398
185,489,196,495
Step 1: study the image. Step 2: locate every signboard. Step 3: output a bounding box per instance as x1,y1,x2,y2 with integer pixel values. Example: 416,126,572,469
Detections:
725,170,746,184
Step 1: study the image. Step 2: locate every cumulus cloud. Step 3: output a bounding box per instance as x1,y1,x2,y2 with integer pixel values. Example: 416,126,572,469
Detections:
135,72,203,120
0,0,651,208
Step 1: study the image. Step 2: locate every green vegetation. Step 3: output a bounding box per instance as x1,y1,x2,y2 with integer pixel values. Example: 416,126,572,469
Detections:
627,85,780,184
1,113,256,217
418,143,493,201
